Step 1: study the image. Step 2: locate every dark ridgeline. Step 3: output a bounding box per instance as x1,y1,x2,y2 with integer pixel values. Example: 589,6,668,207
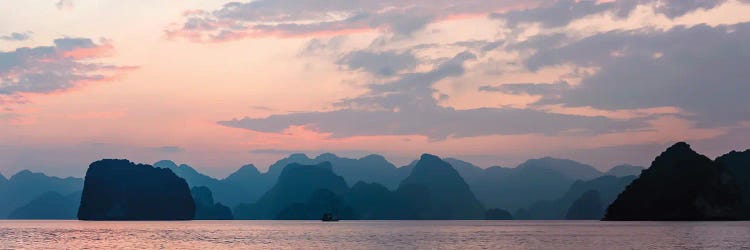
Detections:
234,154,485,220
191,186,233,220
77,159,195,221
155,153,405,210
565,190,603,220
485,208,513,220
8,191,81,219
8,142,750,221
233,162,350,219
151,152,609,217
263,153,406,190
517,175,636,220
153,160,263,209
464,157,602,213
716,149,750,218
395,154,485,219
0,170,82,219
604,142,743,221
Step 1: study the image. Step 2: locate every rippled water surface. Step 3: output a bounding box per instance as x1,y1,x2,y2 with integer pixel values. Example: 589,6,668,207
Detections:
2,220,750,249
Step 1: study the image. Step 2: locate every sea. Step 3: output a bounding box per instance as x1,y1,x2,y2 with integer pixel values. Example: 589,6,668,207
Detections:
1,220,749,249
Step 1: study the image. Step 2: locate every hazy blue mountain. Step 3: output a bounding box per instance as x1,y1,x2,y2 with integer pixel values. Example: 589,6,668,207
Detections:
8,191,81,219
276,189,355,220
444,158,485,185
517,157,602,181
604,164,645,177
264,153,319,182
472,165,574,212
220,164,266,204
0,170,83,218
233,162,349,219
153,160,216,188
395,154,485,219
565,190,603,220
342,182,401,219
0,173,7,185
317,153,403,189
78,159,195,221
459,157,603,212
604,142,742,221
154,160,261,208
517,175,637,220
191,186,233,220
715,149,750,215
263,153,406,190
485,208,513,220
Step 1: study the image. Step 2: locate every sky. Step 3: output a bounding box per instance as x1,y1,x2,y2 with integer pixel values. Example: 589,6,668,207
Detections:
1,0,749,178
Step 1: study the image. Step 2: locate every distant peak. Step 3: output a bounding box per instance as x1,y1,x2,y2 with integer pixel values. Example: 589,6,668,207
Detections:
239,163,257,170
315,153,339,162
420,153,441,161
361,154,386,161
153,160,178,169
667,142,692,151
235,164,260,175
11,169,37,179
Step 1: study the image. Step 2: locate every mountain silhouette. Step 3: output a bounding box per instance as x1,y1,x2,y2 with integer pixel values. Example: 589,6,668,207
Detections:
153,160,260,208
342,182,402,219
472,165,574,212
264,153,406,190
517,175,636,220
395,154,485,219
485,208,513,220
276,189,355,220
444,158,486,186
453,157,602,212
604,142,742,221
233,162,349,219
716,149,750,217
191,186,233,220
8,191,81,219
565,190,603,220
222,164,265,201
604,164,645,177
0,170,82,218
78,159,195,221
517,157,602,181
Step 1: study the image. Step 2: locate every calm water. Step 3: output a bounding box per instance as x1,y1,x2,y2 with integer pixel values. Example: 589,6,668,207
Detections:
1,220,750,249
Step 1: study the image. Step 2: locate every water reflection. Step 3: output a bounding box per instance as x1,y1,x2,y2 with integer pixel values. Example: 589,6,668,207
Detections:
1,220,749,249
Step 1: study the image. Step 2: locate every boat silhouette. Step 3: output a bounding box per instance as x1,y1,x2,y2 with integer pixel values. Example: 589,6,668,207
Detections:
321,213,339,222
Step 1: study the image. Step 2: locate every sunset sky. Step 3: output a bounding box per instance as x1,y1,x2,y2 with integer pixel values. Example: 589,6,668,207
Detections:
1,0,749,177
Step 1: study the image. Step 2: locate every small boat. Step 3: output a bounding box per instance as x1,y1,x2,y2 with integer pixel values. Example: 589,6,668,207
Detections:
321,213,339,222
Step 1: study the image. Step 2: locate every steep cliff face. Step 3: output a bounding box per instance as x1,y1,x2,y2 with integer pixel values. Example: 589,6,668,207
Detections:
396,154,485,219
565,190,603,220
233,162,349,219
78,159,195,221
191,186,233,220
518,175,636,220
716,149,750,215
604,142,742,221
